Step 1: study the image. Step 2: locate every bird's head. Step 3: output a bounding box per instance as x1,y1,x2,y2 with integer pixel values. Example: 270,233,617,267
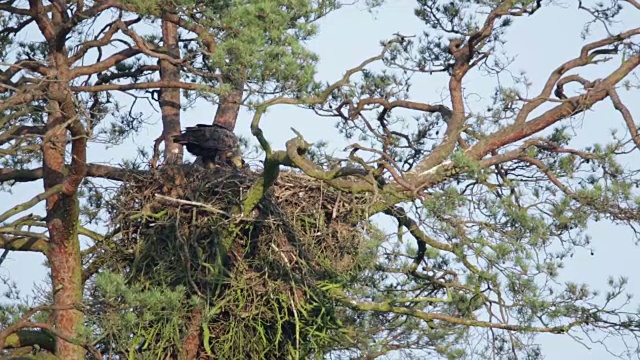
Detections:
226,150,244,169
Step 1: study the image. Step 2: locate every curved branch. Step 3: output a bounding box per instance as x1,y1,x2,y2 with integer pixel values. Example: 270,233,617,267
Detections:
515,27,640,124
70,48,141,79
383,206,451,273
27,0,55,41
473,52,639,157
609,87,639,149
283,137,372,191
407,52,640,193
116,20,183,65
241,132,373,216
243,38,404,212
0,305,79,353
0,320,100,359
554,74,596,99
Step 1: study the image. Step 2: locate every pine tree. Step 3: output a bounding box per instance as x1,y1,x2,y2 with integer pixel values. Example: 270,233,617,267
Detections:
0,0,342,358
1,0,640,359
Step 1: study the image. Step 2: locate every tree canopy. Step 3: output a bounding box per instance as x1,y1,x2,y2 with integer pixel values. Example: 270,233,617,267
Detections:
1,0,640,359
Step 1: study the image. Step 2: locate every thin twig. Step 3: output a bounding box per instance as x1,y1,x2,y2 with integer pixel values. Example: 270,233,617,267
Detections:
0,249,9,267
154,194,231,217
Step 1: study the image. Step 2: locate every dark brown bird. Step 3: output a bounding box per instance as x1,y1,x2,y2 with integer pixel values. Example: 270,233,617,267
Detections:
172,124,243,169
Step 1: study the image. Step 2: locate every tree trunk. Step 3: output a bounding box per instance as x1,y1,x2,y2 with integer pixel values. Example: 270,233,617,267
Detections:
46,202,83,360
160,14,183,164
43,53,86,360
213,76,244,131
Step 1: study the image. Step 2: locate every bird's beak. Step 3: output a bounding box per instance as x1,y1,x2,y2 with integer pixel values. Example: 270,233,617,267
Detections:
229,154,243,168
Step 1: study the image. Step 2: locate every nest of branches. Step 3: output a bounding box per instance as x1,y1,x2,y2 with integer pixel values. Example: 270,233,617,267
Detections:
96,165,380,358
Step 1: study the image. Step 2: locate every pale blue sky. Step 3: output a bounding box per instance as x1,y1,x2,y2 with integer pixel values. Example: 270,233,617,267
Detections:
2,1,640,358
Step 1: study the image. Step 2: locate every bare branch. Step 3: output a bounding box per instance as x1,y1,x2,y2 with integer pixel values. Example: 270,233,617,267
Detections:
0,184,64,223
0,164,147,183
116,20,184,65
0,125,45,146
70,48,142,79
27,0,55,41
609,87,639,149
71,80,218,93
515,28,640,124
339,98,452,121
155,194,232,217
0,233,48,253
0,87,45,113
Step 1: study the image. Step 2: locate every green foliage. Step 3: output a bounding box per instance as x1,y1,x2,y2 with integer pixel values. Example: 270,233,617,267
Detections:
169,0,346,106
86,167,383,359
89,272,191,359
2,0,640,358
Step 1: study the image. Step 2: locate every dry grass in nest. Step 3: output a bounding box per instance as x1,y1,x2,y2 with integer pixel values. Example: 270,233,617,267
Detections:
99,165,381,357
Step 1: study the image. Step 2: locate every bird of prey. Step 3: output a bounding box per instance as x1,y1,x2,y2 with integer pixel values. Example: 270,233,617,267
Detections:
172,124,243,169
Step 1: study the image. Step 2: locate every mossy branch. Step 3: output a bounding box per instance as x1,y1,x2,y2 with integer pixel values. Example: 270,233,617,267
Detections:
0,305,100,358
242,38,404,216
241,106,283,216
283,136,373,192
0,184,64,224
3,329,56,353
77,226,104,242
241,131,375,216
0,233,49,253
327,287,583,334
241,156,281,217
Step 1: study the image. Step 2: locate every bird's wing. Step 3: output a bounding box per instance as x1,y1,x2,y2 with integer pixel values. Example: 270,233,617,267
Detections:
174,126,210,144
198,126,239,150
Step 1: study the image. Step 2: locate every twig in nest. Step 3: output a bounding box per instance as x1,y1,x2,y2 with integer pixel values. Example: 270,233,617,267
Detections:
150,135,163,170
331,192,341,220
174,205,205,298
154,194,231,217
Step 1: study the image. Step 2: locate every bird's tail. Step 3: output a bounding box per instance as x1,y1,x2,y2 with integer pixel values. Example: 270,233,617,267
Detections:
172,133,189,144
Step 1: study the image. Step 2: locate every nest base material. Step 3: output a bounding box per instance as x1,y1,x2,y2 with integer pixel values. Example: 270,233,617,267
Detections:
104,165,379,357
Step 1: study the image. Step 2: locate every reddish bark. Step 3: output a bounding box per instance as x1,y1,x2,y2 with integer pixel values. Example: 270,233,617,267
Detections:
42,62,86,360
213,76,244,131
160,14,183,164
180,306,203,360
32,1,87,355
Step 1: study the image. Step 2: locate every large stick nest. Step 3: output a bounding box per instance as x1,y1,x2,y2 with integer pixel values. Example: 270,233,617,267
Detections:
97,165,382,358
